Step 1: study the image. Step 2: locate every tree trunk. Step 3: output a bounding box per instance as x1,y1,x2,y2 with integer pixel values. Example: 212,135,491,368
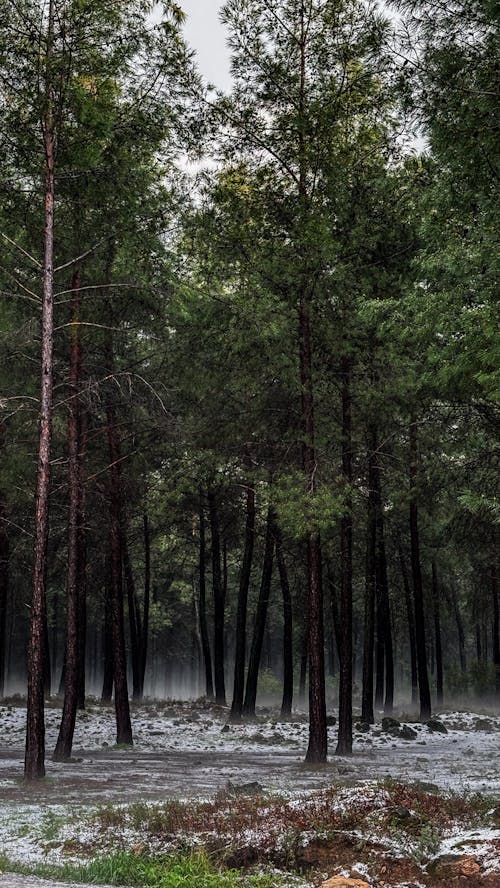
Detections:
376,512,393,717
54,269,83,761
230,482,255,722
361,429,377,725
409,420,431,722
336,357,353,756
122,530,142,700
106,347,133,745
208,489,226,705
491,560,499,691
198,494,214,699
450,584,467,674
432,561,443,706
0,470,8,700
101,563,113,703
140,512,151,695
400,547,418,706
25,10,55,777
76,405,87,710
299,614,308,709
276,525,293,719
300,294,326,762
243,505,275,717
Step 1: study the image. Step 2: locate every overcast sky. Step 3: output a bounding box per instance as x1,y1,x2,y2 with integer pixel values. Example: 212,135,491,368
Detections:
181,1,232,90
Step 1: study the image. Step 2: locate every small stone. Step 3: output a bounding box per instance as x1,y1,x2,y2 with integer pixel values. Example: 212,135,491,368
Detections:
430,855,481,878
322,878,369,888
399,725,418,740
427,718,448,733
382,716,401,736
355,721,371,733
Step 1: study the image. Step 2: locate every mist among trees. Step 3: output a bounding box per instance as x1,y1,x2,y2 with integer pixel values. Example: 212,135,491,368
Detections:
0,0,498,794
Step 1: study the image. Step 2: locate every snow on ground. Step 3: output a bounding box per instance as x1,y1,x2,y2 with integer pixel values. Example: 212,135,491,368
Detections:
0,701,500,878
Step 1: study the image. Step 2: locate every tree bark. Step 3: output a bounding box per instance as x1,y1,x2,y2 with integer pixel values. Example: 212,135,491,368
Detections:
361,429,377,725
275,524,293,719
230,482,255,722
208,489,226,705
243,505,275,717
140,512,151,695
409,420,432,722
198,494,214,699
54,269,83,761
491,559,499,691
400,547,418,706
101,562,113,703
106,339,133,745
336,357,353,756
76,405,87,710
432,561,443,706
0,454,8,701
25,4,55,778
122,530,142,700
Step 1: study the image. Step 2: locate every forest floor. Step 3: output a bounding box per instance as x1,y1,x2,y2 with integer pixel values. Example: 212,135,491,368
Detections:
0,699,499,887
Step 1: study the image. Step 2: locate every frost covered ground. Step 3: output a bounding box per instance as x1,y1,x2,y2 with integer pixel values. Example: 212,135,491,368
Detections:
0,700,499,886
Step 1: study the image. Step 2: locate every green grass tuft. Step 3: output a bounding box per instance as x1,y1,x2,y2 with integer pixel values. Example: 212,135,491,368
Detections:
0,851,279,887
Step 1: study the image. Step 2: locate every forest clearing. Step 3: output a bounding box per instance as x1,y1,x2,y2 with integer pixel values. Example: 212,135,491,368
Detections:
0,0,499,885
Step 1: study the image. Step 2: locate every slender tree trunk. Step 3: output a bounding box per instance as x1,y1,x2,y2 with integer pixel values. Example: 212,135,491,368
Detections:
76,404,87,710
450,584,467,674
0,475,8,700
376,513,393,716
300,294,326,762
106,346,132,744
122,531,142,700
327,565,341,661
374,587,385,708
400,548,418,706
491,560,500,691
208,489,226,705
361,430,377,725
276,525,293,719
198,495,214,699
25,11,55,777
230,482,255,722
336,357,353,756
54,269,83,761
299,613,308,709
140,512,151,695
432,561,443,706
409,420,431,722
243,506,275,717
101,564,113,703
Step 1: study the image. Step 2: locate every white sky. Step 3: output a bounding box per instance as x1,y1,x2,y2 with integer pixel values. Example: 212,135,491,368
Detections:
181,0,232,89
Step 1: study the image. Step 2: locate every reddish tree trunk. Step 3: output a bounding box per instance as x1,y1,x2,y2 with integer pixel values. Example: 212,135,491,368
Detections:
25,8,55,778
0,436,8,700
